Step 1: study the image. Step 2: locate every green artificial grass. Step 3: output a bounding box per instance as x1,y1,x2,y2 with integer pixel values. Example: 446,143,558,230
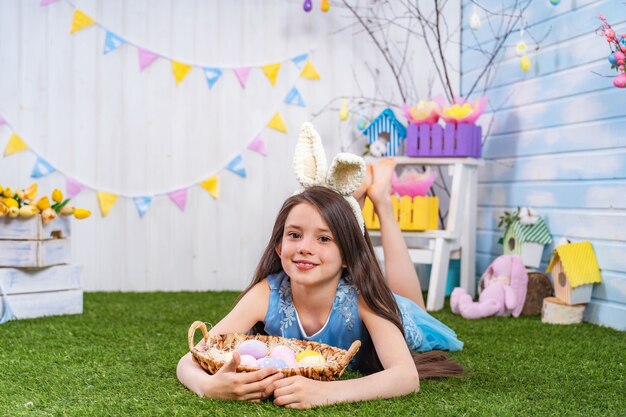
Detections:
1,292,625,417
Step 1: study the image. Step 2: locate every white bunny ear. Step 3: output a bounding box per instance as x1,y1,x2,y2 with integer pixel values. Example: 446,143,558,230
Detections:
293,122,328,188
326,153,365,196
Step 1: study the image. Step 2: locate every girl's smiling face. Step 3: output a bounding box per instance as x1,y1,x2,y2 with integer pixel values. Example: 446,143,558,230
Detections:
277,202,344,288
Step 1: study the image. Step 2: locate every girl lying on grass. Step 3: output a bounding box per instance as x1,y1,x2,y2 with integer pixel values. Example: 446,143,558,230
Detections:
177,123,463,409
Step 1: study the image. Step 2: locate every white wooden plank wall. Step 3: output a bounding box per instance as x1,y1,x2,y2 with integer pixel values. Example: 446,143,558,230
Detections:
0,1,460,292
461,0,626,330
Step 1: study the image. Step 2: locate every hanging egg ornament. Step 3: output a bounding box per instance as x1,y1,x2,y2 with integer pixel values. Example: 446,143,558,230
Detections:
470,11,481,30
609,52,618,66
321,0,330,13
549,0,561,5
520,55,531,72
515,41,527,57
356,116,368,132
613,73,626,88
620,37,626,48
303,0,312,12
339,98,349,121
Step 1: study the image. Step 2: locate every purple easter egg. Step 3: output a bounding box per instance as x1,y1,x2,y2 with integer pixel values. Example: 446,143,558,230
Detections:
236,339,269,359
257,358,287,369
239,354,258,368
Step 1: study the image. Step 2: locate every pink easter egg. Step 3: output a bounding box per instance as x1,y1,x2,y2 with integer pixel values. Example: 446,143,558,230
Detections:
615,51,625,61
236,339,269,359
270,346,297,367
613,73,626,88
239,354,258,368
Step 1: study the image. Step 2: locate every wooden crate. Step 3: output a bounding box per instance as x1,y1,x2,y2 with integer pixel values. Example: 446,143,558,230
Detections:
363,195,438,231
0,215,71,267
0,265,82,319
0,215,70,240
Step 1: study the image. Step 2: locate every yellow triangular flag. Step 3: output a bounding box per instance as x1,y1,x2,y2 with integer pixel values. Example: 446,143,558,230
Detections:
4,133,29,156
171,61,192,85
300,60,320,80
97,191,119,217
267,112,287,133
200,176,219,199
70,9,96,34
261,63,281,86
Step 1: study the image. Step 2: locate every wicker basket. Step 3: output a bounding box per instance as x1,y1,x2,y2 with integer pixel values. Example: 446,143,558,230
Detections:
188,321,361,381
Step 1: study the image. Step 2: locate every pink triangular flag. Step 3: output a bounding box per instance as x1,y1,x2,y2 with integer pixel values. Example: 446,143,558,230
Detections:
138,48,159,71
66,177,86,198
247,135,267,156
41,0,59,5
168,188,188,211
233,67,251,88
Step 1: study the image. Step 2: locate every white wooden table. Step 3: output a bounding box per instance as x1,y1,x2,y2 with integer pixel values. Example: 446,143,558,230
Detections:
368,157,483,311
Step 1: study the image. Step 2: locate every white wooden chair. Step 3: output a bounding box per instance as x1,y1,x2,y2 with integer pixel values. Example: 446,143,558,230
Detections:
369,157,482,311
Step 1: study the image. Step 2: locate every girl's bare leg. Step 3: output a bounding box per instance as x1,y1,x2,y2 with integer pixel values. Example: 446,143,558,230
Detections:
368,158,426,310
354,164,373,209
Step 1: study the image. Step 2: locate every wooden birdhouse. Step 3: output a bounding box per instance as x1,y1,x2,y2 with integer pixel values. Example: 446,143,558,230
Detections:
547,241,602,305
363,108,407,156
503,216,552,268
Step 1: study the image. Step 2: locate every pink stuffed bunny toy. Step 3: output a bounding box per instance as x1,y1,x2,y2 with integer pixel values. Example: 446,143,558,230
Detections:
451,255,528,319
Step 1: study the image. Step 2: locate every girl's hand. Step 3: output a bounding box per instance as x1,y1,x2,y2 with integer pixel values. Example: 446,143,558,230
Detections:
205,351,284,402
269,375,333,409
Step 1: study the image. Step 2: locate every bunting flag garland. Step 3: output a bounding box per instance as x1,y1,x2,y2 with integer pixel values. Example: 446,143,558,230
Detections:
168,188,188,211
291,53,309,70
233,67,251,89
134,196,153,218
200,176,219,199
284,86,305,107
226,155,247,178
0,44,310,218
66,177,86,198
31,157,55,178
70,9,95,34
138,48,159,71
300,60,321,80
4,133,28,156
247,135,267,156
104,31,125,54
43,1,319,91
267,112,288,133
97,191,119,217
262,63,281,86
204,67,222,89
172,61,193,85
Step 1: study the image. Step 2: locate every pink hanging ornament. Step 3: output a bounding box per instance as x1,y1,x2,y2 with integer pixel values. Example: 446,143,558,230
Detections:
613,73,626,88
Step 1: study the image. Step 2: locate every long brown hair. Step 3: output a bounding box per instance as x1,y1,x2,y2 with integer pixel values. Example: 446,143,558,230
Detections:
240,186,463,378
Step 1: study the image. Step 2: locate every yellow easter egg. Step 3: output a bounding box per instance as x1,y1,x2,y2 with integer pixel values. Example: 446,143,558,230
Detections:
296,350,322,362
298,355,326,367
520,55,531,72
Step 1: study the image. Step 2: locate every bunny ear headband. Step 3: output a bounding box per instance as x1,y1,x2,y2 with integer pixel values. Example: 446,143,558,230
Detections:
293,122,366,234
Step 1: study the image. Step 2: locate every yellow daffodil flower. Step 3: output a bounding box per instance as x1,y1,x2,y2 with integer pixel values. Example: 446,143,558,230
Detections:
19,205,39,218
2,187,15,198
0,201,8,217
8,206,19,218
52,189,63,203
73,208,91,219
60,205,75,216
4,198,19,208
36,196,51,211
24,183,38,201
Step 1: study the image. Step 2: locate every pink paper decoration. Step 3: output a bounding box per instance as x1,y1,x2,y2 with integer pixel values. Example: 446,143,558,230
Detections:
138,48,159,71
168,188,188,211
66,177,86,198
247,135,267,156
233,67,251,88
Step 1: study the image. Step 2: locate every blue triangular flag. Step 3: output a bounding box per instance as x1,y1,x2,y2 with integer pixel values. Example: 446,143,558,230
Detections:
133,196,153,218
103,31,125,54
0,281,16,325
31,157,55,178
291,53,309,70
204,67,223,89
284,86,305,107
226,154,246,178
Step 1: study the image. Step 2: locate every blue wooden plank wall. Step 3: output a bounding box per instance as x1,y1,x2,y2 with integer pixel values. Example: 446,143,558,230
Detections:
461,0,626,330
